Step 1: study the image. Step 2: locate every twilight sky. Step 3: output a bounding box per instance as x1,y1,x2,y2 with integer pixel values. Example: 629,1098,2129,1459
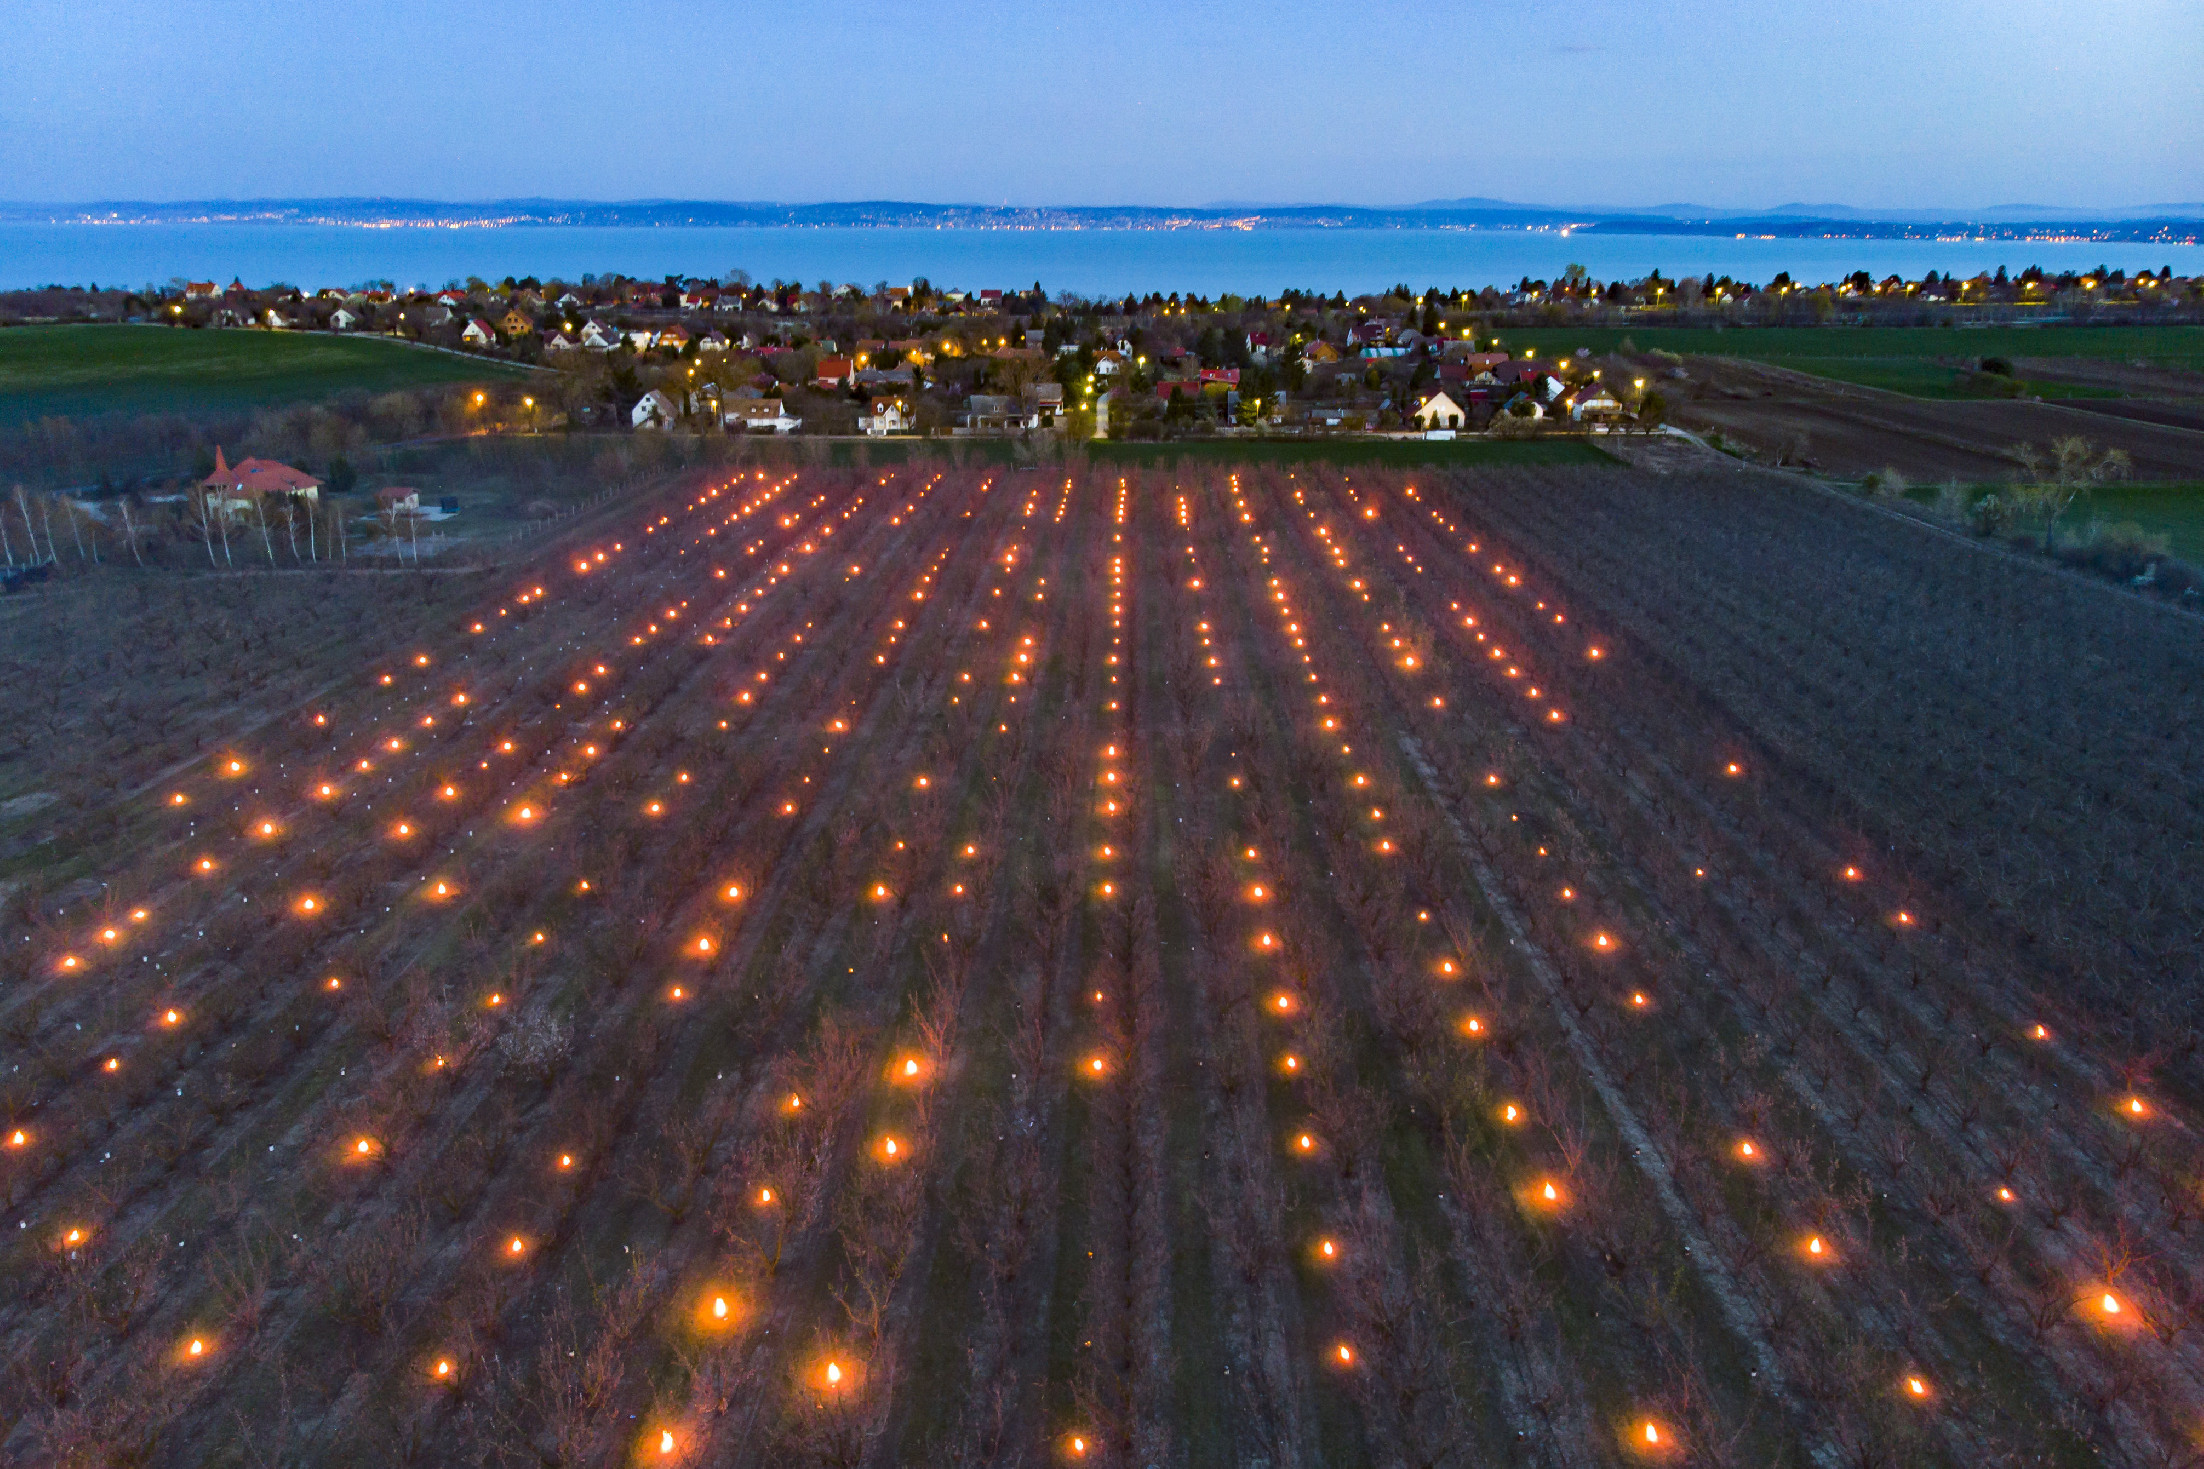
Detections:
2,0,2197,210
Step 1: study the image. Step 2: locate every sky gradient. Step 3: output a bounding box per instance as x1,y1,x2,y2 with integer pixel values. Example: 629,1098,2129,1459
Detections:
3,0,2197,211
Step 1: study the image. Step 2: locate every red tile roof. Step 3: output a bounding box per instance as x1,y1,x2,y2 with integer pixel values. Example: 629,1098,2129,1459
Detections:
202,447,320,496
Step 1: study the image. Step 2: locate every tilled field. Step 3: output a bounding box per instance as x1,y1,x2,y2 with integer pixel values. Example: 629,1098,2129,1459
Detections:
1670,355,2204,482
2,460,2200,1468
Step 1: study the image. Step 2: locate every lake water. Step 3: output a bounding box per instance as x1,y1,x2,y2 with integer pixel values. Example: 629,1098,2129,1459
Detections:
4,223,2198,297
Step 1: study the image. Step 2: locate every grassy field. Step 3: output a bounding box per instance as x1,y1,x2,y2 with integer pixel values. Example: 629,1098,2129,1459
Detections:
0,324,535,421
1495,324,2204,399
1884,480,2204,562
2075,481,2204,561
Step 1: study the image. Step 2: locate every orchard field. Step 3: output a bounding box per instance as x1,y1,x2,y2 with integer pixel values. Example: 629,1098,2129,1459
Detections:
3,453,2202,1468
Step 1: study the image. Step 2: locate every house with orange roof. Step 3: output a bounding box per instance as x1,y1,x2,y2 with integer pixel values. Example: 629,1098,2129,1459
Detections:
201,448,322,513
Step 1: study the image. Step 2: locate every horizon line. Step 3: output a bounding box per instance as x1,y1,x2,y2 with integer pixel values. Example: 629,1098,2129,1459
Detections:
6,196,2203,221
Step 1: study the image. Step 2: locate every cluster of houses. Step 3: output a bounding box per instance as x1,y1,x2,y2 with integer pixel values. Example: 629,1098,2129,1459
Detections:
143,263,2203,362
1079,319,1635,435
171,276,1053,347
168,268,1650,438
622,380,1070,437
627,388,802,435
1405,346,1629,431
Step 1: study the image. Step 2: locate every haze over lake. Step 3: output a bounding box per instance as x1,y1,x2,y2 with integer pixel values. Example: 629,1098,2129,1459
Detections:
7,223,2198,295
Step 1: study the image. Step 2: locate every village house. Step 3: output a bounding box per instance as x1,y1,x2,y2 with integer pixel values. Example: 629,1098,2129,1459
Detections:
1412,390,1468,431
499,308,534,338
859,397,911,435
1440,352,1511,388
1563,380,1626,422
543,331,579,354
579,320,620,351
852,366,917,391
375,486,422,515
631,389,680,429
461,318,497,348
1492,362,1569,404
723,398,801,434
654,325,692,354
1442,345,1511,371
200,448,321,513
814,356,854,390
959,395,1037,434
185,281,219,299
328,307,360,331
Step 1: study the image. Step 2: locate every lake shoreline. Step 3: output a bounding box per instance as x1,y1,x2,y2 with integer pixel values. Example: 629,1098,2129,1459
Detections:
7,223,2199,296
